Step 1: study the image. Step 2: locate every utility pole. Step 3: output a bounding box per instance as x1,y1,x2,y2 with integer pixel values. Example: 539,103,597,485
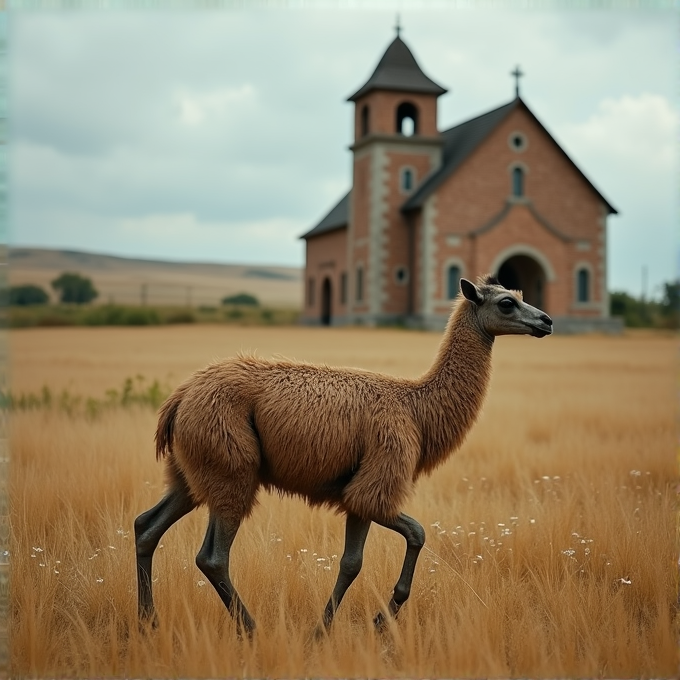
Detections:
641,265,647,301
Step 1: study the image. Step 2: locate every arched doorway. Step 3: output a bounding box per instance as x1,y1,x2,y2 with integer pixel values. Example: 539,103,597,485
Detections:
497,254,546,310
321,277,332,326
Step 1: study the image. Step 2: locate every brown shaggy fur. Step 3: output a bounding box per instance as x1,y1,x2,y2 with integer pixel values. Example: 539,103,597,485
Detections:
138,274,552,634
156,280,500,525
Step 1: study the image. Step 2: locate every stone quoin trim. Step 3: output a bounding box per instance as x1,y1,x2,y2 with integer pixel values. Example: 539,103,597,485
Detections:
421,194,439,317
369,144,390,314
598,203,609,317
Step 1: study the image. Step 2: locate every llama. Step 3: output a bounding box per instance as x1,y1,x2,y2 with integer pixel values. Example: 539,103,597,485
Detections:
134,275,552,637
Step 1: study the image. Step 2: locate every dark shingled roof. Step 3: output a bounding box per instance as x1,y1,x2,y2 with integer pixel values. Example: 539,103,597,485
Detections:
401,99,517,211
302,95,617,242
300,191,350,240
348,36,447,102
402,97,618,215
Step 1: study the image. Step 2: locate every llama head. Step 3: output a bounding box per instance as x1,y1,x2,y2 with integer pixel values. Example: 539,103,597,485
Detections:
460,274,553,338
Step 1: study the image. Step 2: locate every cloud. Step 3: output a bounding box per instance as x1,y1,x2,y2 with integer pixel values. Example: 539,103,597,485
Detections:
563,93,676,172
174,85,259,127
8,9,677,293
557,93,678,296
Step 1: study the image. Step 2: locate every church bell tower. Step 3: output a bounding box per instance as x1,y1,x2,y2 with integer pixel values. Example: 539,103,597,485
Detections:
346,29,447,323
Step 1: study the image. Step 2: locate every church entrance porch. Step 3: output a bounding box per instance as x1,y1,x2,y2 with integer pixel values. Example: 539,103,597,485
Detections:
321,277,332,325
497,254,546,310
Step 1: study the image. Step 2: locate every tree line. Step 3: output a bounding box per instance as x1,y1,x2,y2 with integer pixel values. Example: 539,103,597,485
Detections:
609,281,679,329
4,273,261,308
3,271,678,329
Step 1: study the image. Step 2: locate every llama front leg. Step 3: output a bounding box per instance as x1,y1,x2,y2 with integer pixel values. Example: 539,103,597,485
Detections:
373,512,425,631
314,513,372,637
135,483,196,627
196,514,256,638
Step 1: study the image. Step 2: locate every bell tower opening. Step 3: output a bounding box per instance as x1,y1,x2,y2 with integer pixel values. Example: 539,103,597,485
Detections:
361,105,370,137
396,101,418,136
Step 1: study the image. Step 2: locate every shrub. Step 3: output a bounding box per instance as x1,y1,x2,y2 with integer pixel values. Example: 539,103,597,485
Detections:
610,291,655,328
7,284,50,306
165,310,195,324
83,305,126,326
123,308,160,326
36,313,76,327
221,292,259,306
225,308,244,320
82,305,160,326
659,280,679,329
51,272,98,304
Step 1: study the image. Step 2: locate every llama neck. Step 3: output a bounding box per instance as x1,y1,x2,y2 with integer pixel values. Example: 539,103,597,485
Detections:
411,300,494,476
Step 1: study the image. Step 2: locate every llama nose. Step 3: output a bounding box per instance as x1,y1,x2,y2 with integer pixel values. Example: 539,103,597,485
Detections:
540,313,553,326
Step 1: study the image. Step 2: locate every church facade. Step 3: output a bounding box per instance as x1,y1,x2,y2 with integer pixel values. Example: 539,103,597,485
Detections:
300,34,619,332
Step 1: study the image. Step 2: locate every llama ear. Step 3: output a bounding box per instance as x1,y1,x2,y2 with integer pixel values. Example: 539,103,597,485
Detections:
460,278,483,305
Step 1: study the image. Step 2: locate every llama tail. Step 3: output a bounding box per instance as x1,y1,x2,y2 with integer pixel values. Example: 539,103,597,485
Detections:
155,383,189,461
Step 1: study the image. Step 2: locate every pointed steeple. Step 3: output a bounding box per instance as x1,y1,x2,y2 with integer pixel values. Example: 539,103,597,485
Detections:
348,35,447,102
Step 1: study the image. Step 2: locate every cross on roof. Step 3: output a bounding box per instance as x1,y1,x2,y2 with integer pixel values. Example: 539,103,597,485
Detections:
511,65,524,98
395,14,401,37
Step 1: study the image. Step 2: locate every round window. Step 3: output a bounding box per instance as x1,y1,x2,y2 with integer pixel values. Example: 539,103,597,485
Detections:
395,266,409,285
508,131,527,152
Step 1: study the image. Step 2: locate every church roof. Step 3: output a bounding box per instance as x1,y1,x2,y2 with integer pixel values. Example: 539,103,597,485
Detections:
402,97,618,215
300,191,350,240
302,95,618,241
348,36,447,102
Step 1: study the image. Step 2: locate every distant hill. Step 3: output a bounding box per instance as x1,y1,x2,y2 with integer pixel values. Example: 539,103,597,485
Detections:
7,247,303,308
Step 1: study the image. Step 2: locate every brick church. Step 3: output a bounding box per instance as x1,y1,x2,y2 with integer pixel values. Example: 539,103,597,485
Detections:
300,32,619,332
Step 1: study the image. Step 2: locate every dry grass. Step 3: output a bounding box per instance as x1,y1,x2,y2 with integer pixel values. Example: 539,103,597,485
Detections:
9,325,678,677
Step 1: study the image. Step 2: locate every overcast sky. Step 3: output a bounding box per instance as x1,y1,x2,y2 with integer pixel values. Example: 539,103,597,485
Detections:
8,6,677,297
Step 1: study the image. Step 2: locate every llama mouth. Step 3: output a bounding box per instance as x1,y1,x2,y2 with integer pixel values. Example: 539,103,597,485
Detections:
525,323,552,338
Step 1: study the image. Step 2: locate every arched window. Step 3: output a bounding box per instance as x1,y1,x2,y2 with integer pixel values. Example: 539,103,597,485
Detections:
402,168,413,192
512,167,524,197
361,105,369,137
447,265,461,300
577,268,590,302
356,265,364,302
396,102,418,136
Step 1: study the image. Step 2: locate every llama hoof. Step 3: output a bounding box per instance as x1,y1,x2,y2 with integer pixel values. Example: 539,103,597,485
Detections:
138,612,159,633
307,622,329,646
236,621,256,642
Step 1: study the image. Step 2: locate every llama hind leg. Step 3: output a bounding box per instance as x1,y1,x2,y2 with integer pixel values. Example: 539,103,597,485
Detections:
313,513,372,638
196,514,255,638
372,513,425,631
134,482,196,626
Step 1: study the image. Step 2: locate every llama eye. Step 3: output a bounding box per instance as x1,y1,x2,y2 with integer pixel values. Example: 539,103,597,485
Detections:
498,298,515,312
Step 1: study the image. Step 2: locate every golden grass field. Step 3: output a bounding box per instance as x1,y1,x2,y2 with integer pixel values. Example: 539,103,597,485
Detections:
9,324,678,678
